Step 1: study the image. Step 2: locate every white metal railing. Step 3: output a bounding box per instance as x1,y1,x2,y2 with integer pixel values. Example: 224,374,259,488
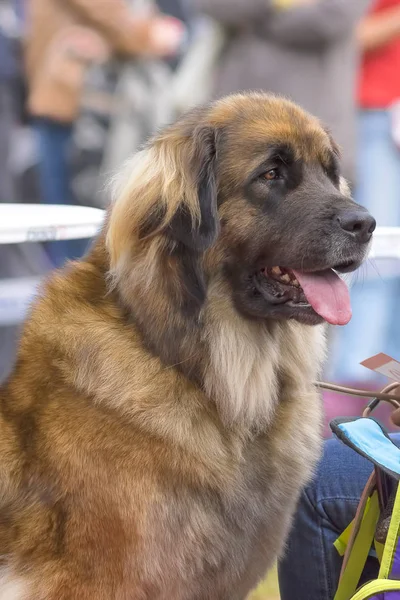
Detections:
0,204,105,245
0,204,105,326
369,227,400,260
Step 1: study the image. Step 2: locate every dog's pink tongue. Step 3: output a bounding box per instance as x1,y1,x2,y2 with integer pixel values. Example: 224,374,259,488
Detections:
292,269,352,326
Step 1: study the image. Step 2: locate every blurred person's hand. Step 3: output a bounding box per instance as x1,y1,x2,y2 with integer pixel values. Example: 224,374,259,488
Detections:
131,14,185,57
56,0,186,59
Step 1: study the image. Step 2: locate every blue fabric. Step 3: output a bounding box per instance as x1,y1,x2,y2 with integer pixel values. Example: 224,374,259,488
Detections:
332,110,400,383
33,119,89,267
0,30,17,81
14,0,25,23
337,419,400,477
278,435,400,600
0,0,25,81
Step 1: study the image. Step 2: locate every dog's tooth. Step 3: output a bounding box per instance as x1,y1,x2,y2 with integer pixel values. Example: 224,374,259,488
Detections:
271,266,282,276
281,274,290,283
292,278,300,288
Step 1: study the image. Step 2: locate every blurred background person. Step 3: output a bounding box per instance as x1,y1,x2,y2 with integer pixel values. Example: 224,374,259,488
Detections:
332,0,400,387
25,0,185,267
0,0,186,383
190,0,371,184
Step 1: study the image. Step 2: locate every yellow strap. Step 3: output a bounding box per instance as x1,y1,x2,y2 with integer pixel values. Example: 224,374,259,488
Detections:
374,540,384,563
336,522,384,563
334,492,380,600
334,519,354,557
379,484,400,578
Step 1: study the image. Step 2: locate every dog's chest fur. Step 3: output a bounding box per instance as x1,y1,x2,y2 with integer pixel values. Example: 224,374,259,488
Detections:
0,299,325,599
118,321,325,598
141,399,322,600
145,321,324,599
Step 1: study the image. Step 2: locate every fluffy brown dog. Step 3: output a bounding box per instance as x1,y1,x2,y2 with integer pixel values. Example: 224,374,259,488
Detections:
0,94,375,599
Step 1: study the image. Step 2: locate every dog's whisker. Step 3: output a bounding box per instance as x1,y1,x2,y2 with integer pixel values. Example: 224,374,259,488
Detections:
163,352,201,370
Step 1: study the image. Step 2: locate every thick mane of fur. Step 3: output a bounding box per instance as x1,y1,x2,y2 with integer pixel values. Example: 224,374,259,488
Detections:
104,99,327,430
202,279,326,429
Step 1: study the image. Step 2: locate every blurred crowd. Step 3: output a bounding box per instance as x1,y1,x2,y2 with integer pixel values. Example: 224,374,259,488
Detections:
1,0,400,403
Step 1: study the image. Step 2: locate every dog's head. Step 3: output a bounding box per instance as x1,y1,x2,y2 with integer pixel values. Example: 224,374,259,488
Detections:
107,94,375,331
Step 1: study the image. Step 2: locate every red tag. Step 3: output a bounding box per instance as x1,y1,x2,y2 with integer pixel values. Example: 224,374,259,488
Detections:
361,353,400,381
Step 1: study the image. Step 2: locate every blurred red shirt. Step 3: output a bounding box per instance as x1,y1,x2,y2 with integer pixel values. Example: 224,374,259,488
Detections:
358,0,400,108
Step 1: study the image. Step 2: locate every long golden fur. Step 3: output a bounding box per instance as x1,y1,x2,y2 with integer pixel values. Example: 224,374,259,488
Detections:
0,93,373,599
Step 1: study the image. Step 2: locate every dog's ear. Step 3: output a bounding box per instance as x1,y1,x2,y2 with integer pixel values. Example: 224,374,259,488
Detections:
105,116,221,370
107,116,220,271
167,125,219,252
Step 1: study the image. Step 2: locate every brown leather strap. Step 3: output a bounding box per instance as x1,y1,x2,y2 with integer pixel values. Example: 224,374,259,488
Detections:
315,381,400,411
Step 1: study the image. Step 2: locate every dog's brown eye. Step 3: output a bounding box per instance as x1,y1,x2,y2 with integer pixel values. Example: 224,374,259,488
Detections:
264,169,279,181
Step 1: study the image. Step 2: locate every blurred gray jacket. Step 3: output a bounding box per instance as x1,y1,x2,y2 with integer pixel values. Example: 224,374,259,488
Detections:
192,0,372,184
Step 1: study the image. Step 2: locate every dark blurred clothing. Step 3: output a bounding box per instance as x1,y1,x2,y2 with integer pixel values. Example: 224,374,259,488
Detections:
193,0,372,184
0,84,15,203
157,0,188,24
0,4,18,202
0,29,18,80
156,0,191,69
359,0,400,108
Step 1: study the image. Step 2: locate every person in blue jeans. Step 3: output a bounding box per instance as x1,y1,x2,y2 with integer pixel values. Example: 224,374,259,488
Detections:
33,118,89,267
25,0,185,268
278,421,400,599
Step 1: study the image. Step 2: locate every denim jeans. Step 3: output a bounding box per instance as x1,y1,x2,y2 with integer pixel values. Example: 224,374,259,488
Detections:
33,118,89,267
278,434,400,600
332,110,400,382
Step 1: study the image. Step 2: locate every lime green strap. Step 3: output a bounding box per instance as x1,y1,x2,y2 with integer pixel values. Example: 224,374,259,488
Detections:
335,521,384,562
334,492,380,600
375,539,384,564
334,519,354,557
379,484,400,579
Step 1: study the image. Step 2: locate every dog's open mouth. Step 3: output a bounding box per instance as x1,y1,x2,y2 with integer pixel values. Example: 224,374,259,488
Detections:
255,265,352,326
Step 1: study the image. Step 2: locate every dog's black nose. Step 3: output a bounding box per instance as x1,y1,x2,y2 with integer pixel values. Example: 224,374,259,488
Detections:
336,210,376,243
